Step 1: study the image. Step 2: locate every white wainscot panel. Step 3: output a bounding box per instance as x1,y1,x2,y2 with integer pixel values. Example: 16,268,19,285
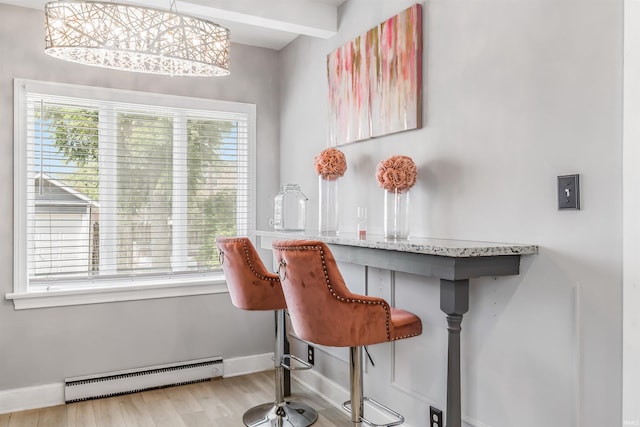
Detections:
392,272,448,403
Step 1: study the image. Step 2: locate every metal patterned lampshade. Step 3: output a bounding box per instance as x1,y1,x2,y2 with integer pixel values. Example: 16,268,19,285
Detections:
44,1,230,77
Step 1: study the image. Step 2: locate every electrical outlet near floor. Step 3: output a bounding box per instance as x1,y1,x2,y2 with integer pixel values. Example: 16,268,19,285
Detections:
430,406,443,427
307,345,314,365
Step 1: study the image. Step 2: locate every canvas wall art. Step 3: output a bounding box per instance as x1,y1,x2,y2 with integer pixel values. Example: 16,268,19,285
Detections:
327,4,423,146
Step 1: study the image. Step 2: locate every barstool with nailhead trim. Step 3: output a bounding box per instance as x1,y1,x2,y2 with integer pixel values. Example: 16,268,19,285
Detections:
216,237,318,427
272,239,423,427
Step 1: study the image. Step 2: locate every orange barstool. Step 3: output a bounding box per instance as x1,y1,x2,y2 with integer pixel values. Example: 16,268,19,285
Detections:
216,237,318,427
272,240,422,427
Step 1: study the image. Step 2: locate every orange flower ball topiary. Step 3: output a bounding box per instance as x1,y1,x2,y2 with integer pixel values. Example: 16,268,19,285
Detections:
376,155,417,193
314,147,347,181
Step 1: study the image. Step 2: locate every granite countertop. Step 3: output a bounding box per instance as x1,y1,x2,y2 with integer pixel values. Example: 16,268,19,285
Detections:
255,230,538,258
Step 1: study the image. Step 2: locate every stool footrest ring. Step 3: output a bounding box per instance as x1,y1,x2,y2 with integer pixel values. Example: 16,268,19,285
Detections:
270,354,313,371
282,354,313,371
342,397,405,427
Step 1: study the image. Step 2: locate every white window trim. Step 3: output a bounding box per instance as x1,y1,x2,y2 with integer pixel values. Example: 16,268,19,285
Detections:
9,79,257,310
6,276,229,310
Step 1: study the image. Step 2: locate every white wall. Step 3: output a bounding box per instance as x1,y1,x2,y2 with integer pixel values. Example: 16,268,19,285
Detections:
0,4,281,391
624,0,640,425
279,1,623,426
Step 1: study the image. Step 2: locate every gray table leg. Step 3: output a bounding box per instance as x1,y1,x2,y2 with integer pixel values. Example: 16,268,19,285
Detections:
440,279,469,427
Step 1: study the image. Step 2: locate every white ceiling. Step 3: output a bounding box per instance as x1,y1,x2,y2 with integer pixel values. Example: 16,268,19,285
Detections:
0,0,347,50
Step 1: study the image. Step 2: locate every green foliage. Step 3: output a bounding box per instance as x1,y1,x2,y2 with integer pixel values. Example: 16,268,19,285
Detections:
45,105,240,273
38,106,100,200
190,189,237,269
45,106,99,167
67,164,99,201
187,119,236,268
116,113,173,271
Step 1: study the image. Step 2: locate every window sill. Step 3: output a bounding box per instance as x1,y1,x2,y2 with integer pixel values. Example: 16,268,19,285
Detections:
5,277,228,310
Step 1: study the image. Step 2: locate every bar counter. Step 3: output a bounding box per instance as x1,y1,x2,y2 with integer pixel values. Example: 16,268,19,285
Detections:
256,230,538,427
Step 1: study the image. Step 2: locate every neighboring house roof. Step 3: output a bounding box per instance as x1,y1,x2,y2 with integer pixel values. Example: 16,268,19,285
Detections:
34,173,99,210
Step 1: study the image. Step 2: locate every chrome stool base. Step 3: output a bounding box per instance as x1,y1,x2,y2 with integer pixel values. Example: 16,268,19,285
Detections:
243,401,319,427
342,346,405,427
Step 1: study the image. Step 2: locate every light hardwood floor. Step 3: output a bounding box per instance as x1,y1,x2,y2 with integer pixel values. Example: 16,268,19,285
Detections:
0,371,348,427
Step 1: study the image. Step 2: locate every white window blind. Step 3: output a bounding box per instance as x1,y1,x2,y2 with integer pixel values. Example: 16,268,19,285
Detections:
15,80,254,294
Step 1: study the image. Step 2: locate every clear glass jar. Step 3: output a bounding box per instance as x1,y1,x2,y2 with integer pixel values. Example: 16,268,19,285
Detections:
273,184,308,231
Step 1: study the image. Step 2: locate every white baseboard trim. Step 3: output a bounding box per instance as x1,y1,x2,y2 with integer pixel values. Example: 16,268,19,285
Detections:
292,366,412,427
0,383,64,415
223,352,274,378
0,353,275,415
291,365,348,410
293,368,492,427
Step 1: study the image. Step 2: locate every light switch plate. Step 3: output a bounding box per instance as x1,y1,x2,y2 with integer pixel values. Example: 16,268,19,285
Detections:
558,174,580,210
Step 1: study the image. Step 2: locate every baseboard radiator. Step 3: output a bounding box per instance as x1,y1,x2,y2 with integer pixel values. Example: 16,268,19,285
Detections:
64,357,223,403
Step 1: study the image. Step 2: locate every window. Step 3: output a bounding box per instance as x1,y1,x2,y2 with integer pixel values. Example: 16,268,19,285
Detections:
10,79,255,309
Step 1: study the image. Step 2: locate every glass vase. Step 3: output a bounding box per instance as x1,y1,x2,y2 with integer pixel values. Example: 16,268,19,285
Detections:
319,175,339,235
384,189,410,239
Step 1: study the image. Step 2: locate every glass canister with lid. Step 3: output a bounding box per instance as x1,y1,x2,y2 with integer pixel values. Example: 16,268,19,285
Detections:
273,184,308,231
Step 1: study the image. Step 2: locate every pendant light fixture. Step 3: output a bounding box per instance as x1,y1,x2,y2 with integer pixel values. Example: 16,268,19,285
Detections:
44,1,230,77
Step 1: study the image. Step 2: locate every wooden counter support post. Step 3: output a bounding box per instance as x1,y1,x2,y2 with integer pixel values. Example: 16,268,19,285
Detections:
440,279,469,427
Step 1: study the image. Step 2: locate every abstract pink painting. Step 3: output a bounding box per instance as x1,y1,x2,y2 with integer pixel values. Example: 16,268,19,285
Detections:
327,4,422,146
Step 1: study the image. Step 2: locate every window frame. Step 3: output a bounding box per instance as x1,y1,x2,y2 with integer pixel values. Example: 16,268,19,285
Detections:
8,79,257,310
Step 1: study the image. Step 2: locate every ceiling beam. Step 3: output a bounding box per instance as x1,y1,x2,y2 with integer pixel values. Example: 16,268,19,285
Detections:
134,0,339,39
